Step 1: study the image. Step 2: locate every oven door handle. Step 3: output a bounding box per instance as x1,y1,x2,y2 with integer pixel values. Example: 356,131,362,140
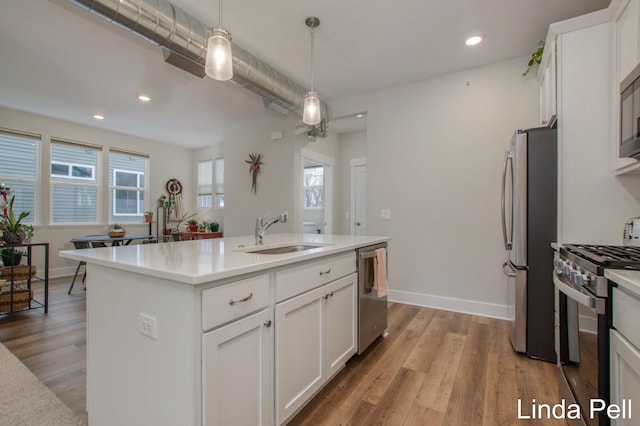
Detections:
553,274,606,315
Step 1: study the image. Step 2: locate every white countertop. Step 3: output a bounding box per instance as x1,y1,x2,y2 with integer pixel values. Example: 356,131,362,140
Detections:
605,269,640,298
59,233,390,285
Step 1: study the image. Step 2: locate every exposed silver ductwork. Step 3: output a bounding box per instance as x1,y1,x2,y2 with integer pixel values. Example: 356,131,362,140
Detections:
69,0,328,137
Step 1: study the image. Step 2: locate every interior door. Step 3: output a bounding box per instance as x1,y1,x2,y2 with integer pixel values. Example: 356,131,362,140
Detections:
352,164,367,236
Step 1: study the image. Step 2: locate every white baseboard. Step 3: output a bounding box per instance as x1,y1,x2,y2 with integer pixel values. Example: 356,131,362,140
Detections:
388,289,511,320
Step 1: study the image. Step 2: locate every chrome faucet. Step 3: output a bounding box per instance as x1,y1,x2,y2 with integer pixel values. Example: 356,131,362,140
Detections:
255,212,287,245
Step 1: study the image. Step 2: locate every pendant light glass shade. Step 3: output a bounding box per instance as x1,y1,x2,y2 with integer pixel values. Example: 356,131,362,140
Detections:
303,17,321,126
303,91,321,125
205,28,233,81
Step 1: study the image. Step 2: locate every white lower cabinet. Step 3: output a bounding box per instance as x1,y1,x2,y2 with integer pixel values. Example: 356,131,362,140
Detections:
202,309,272,426
610,330,640,426
275,273,357,425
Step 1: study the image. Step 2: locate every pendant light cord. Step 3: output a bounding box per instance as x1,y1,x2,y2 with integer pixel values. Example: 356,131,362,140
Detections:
310,27,315,92
218,0,222,28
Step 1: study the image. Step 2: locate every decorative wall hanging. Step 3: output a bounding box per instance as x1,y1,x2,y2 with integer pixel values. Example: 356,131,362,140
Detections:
245,153,263,194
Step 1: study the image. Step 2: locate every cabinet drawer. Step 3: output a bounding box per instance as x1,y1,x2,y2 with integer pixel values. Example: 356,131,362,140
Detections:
613,287,640,350
275,252,356,302
202,274,269,331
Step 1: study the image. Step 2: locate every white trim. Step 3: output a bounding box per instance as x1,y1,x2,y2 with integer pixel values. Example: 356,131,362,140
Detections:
388,289,510,320
350,158,367,236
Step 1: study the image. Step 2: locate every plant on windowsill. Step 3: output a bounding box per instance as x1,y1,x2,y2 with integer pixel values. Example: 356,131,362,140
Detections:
107,223,127,238
0,195,31,245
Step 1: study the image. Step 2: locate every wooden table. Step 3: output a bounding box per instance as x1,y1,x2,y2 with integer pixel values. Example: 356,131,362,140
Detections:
174,231,223,240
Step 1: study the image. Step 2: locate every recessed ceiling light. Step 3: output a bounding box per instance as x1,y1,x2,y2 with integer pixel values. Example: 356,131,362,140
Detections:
93,114,105,120
138,95,151,102
465,34,483,46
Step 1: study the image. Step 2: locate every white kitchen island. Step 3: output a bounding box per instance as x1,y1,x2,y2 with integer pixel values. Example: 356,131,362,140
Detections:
59,233,389,426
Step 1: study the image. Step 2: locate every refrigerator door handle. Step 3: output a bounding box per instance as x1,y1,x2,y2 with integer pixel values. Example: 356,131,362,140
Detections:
502,261,516,277
501,150,513,250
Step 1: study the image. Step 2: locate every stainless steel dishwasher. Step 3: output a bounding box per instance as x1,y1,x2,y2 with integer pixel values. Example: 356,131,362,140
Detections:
357,242,388,354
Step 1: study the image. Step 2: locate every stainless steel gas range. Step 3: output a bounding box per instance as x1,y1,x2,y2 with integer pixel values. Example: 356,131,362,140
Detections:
553,244,640,426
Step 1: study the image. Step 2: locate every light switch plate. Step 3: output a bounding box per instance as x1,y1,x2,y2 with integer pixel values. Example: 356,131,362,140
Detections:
380,209,391,221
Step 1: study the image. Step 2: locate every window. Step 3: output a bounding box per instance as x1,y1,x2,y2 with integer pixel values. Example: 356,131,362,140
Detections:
51,161,95,180
0,130,39,224
197,160,212,208
109,151,147,223
51,141,100,224
197,158,224,209
303,165,324,209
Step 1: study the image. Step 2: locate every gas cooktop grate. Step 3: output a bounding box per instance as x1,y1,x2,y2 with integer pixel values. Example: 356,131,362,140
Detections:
563,244,640,268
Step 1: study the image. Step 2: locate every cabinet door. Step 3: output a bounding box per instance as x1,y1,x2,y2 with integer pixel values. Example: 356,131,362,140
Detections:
325,273,357,378
275,286,325,425
610,329,640,426
203,309,271,426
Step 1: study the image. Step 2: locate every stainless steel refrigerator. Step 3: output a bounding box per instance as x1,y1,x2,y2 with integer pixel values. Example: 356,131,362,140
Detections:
501,126,557,362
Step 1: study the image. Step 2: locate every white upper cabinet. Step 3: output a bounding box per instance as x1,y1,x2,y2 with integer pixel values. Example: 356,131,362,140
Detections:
537,36,557,127
615,0,640,83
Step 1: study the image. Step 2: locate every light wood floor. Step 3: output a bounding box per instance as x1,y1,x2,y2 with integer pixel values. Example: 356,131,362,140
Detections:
0,278,568,425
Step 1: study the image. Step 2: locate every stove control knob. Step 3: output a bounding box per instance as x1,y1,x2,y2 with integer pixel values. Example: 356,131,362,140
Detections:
562,263,571,276
553,259,563,270
575,273,587,286
570,269,579,282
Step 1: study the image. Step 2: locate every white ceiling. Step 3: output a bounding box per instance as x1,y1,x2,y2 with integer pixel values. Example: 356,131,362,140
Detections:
0,0,610,148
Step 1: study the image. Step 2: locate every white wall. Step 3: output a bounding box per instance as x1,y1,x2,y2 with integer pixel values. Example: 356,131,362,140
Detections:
221,115,342,238
0,106,194,276
333,56,541,318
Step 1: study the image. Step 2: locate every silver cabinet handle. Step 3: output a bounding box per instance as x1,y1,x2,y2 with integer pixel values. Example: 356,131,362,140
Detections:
319,268,331,276
229,292,253,305
264,320,272,327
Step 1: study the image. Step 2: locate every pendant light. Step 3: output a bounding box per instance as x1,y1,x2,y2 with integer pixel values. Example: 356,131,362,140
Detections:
303,17,321,126
205,0,233,81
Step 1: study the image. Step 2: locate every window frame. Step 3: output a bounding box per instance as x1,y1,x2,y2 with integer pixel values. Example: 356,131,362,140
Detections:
0,129,41,225
51,160,96,181
50,139,101,225
111,168,145,217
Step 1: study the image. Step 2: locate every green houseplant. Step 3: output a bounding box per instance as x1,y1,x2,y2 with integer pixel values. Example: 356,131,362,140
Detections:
186,218,198,232
523,40,545,76
0,195,30,244
1,248,25,266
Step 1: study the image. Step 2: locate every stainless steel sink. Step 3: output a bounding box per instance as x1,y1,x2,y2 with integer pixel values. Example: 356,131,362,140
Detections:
245,245,322,255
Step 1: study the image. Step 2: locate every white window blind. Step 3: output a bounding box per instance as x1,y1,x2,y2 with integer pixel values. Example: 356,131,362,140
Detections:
51,140,100,224
0,129,40,224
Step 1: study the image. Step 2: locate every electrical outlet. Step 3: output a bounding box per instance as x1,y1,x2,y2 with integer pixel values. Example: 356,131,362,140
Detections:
139,313,157,340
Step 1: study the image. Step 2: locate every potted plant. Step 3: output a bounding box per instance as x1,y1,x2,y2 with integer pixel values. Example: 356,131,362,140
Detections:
208,221,220,232
157,195,166,208
1,248,24,266
0,195,30,244
523,40,544,76
144,211,154,222
108,224,127,238
186,219,198,232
